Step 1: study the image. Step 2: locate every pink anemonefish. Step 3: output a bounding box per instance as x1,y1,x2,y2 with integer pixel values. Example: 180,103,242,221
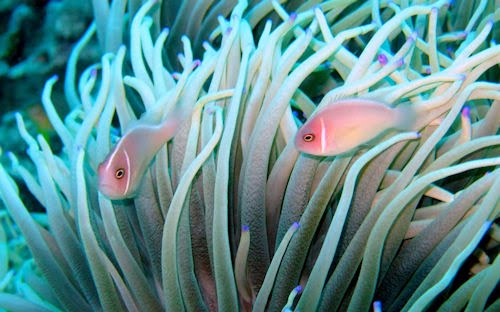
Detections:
98,111,183,200
295,98,416,156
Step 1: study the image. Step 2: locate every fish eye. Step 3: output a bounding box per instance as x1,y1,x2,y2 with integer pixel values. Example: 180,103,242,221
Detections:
115,168,125,179
303,133,315,142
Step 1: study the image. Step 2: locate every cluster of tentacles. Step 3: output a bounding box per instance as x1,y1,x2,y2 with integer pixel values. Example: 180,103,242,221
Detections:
0,0,498,311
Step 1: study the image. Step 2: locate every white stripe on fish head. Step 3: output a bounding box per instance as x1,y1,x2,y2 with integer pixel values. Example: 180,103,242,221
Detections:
122,148,132,196
320,117,327,155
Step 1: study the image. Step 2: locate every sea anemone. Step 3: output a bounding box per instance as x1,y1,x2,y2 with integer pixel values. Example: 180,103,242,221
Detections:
0,0,498,311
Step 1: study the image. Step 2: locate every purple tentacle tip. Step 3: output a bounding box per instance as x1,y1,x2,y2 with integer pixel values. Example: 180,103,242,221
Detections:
377,54,388,65
409,31,418,41
90,68,98,77
415,132,422,139
242,225,250,232
193,59,201,67
294,285,303,293
373,301,382,311
461,106,470,118
289,12,298,22
396,58,405,67
292,222,300,230
226,27,233,35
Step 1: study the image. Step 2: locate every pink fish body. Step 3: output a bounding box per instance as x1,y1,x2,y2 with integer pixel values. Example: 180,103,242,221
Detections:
295,98,415,156
98,112,182,199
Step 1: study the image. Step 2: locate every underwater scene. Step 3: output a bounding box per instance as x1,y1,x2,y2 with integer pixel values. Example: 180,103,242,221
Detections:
0,0,499,311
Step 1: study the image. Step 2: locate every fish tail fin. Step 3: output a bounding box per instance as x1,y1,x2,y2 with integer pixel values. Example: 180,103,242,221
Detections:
394,103,417,131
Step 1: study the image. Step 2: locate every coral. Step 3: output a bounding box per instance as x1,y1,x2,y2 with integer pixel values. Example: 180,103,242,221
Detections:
0,0,499,311
0,0,95,114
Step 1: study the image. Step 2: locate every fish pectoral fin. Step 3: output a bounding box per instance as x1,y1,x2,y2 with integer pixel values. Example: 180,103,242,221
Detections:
339,125,362,141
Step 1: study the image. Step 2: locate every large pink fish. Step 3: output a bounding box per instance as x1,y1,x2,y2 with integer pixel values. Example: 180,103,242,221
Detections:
295,98,416,156
98,111,182,200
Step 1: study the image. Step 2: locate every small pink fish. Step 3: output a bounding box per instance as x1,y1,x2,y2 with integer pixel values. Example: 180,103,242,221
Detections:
98,111,183,199
295,98,416,156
